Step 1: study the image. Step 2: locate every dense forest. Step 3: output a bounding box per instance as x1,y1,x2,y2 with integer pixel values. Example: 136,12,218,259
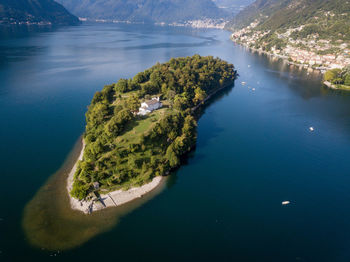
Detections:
324,66,350,89
225,0,350,42
71,55,236,200
0,0,79,25
224,0,349,70
226,0,350,32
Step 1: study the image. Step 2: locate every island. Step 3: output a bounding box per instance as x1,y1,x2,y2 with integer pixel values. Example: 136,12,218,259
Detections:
68,55,236,213
323,66,350,90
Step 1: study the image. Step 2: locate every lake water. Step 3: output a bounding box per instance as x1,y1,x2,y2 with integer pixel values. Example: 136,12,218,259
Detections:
1,23,350,262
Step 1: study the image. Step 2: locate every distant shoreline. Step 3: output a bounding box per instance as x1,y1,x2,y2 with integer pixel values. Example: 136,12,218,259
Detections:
230,37,328,74
79,19,227,29
66,138,164,214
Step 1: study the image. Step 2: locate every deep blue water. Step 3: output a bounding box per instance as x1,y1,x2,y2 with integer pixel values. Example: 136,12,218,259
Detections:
1,23,350,261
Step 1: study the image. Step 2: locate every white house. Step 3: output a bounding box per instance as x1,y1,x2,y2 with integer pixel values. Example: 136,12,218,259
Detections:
138,97,162,116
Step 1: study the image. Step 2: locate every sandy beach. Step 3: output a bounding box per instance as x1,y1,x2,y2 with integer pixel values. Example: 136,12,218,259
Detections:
66,139,164,214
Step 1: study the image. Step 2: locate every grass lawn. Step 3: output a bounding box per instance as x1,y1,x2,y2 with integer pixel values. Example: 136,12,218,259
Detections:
116,107,170,146
98,107,171,192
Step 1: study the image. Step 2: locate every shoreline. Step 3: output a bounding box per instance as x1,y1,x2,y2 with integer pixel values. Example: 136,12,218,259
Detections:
324,81,337,89
230,37,328,73
66,138,164,214
191,81,235,113
324,81,350,91
24,136,168,251
80,19,227,29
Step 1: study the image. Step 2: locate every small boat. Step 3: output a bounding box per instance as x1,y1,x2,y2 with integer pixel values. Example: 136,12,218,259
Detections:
252,88,256,91
241,81,246,85
282,201,290,205
309,127,314,132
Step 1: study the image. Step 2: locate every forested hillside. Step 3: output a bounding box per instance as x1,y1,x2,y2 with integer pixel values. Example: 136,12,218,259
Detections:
213,0,254,15
226,0,350,34
71,55,236,200
0,0,80,25
56,0,228,23
225,0,350,70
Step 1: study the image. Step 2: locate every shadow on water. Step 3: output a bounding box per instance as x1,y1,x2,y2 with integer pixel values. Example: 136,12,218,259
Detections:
165,148,198,190
193,81,236,148
124,40,220,50
0,24,78,40
195,82,236,119
164,81,236,192
22,137,167,251
0,46,46,69
0,25,54,39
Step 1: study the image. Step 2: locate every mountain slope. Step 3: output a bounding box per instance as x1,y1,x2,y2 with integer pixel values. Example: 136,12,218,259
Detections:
213,0,255,16
225,0,350,70
226,0,350,35
56,0,228,23
225,0,288,30
0,0,80,25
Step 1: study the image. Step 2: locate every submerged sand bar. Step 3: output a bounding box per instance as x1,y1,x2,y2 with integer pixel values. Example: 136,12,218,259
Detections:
67,140,164,214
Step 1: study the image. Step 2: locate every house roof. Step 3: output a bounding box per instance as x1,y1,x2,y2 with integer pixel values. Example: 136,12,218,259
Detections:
144,99,160,106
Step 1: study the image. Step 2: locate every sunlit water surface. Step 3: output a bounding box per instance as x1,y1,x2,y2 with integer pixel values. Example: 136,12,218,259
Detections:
1,23,350,261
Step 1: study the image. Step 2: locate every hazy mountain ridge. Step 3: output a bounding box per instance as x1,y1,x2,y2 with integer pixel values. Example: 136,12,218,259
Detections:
213,0,255,16
0,0,80,25
56,0,229,23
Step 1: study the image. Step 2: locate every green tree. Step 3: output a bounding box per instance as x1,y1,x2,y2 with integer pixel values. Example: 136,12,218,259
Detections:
128,80,140,92
344,74,350,86
115,79,129,93
332,78,344,85
173,95,187,111
133,72,147,83
86,103,109,128
126,95,141,113
71,181,90,200
165,143,180,168
324,69,341,82
193,87,207,104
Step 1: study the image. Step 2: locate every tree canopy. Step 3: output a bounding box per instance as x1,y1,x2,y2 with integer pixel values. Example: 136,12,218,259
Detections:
324,67,350,87
71,55,236,200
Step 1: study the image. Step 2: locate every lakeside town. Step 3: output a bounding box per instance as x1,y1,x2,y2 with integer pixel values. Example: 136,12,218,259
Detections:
78,17,228,29
168,18,227,29
231,21,350,72
0,18,53,25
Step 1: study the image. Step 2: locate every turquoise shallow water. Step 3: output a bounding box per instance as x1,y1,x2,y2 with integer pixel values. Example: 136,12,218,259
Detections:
1,23,350,261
